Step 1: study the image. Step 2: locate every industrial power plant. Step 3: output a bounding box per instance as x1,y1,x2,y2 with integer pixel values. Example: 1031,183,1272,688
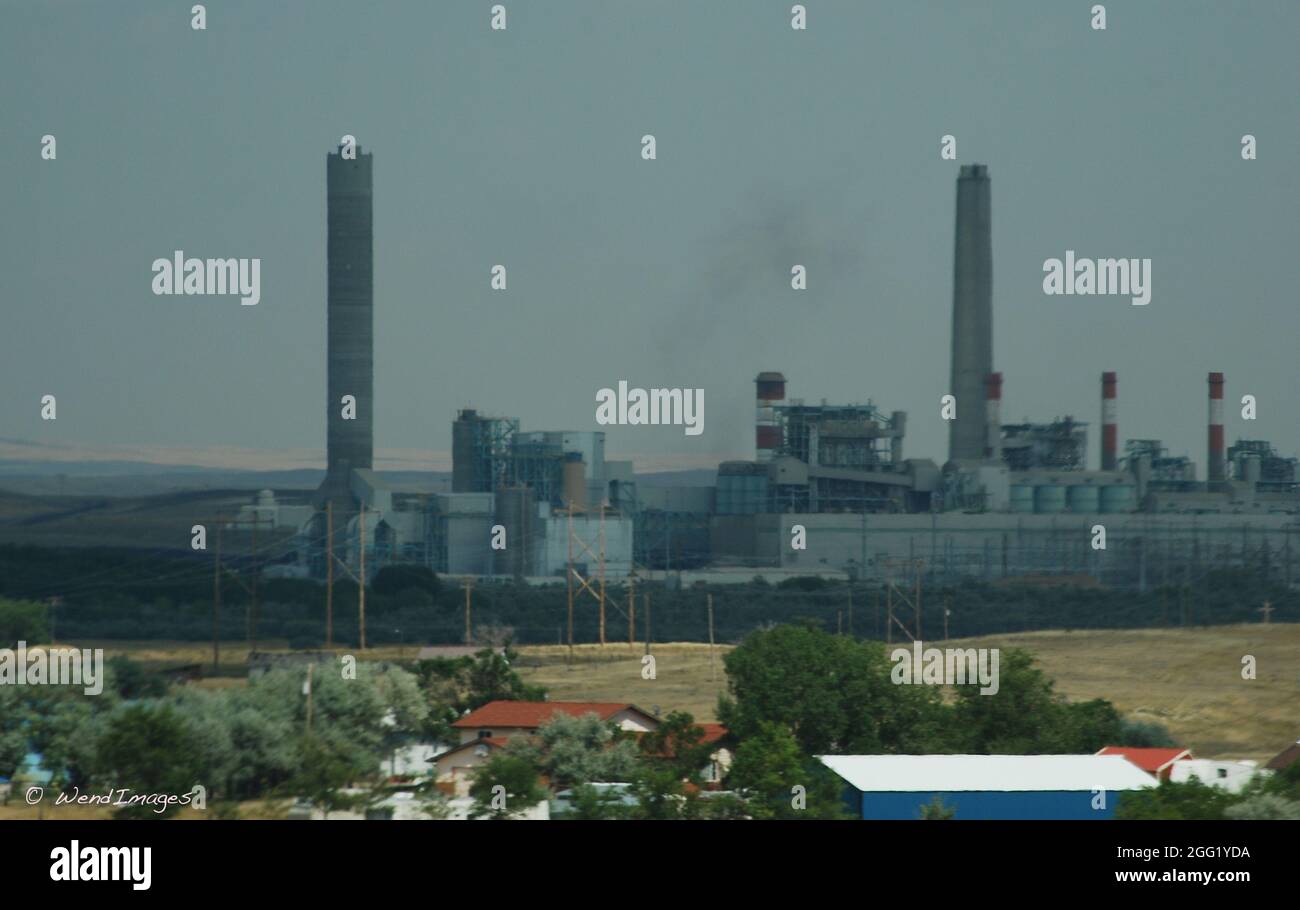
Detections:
245,155,1299,592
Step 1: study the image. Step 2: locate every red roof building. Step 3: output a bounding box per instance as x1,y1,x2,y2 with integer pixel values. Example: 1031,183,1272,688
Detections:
452,701,661,744
1265,738,1300,772
1096,746,1192,780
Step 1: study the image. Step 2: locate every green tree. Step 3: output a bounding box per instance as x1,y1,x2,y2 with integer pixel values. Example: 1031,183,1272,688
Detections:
1115,778,1235,820
1225,793,1300,820
290,734,368,819
0,597,49,643
726,721,848,820
105,655,168,700
371,564,441,599
627,712,713,819
1058,699,1123,753
462,644,547,710
919,794,957,819
1115,718,1177,748
719,624,947,755
564,782,634,820
533,713,642,791
949,648,1109,753
469,748,547,820
92,703,204,819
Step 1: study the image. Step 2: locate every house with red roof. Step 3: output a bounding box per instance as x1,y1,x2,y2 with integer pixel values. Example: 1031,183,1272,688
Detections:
1265,738,1300,772
438,701,732,798
451,700,661,745
1096,746,1192,780
433,737,513,797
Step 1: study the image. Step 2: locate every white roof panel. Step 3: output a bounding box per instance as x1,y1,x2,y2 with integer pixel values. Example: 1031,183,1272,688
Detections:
818,754,1157,793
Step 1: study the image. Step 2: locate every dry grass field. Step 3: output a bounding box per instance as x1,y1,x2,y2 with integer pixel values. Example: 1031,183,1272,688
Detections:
512,627,1300,762
46,624,1300,763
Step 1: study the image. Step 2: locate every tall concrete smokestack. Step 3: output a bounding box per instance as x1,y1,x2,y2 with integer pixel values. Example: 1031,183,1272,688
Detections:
984,372,1003,461
1101,372,1118,471
316,145,374,509
1207,372,1225,486
948,164,993,463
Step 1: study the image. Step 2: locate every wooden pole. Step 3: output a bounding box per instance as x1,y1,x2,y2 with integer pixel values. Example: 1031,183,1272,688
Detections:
707,593,716,682
886,568,893,645
326,501,334,648
914,559,922,642
212,523,221,671
599,504,607,646
644,591,651,656
624,574,634,647
250,516,259,652
359,506,367,649
566,504,575,663
305,662,314,735
463,578,474,644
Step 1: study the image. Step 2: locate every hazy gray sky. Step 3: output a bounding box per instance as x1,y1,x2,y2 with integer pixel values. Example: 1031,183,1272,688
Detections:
3,0,1297,472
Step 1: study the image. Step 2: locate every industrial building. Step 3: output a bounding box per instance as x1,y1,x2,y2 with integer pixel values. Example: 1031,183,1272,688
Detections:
250,155,1294,592
820,754,1156,820
704,165,1298,586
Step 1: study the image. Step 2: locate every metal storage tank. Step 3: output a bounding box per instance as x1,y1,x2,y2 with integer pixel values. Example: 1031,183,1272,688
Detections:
561,452,587,511
1099,484,1135,514
1033,484,1066,514
1009,484,1035,513
493,486,534,577
1066,485,1100,513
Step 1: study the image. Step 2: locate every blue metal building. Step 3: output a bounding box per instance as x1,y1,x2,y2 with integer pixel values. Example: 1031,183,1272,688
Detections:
820,754,1155,820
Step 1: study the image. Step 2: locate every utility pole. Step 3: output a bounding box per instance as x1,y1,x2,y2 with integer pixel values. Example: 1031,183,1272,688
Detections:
628,574,636,648
463,577,474,644
707,593,716,682
943,592,950,642
325,501,334,648
1259,600,1274,624
599,503,607,646
567,504,575,663
886,569,893,645
359,506,367,650
305,662,314,736
644,591,652,657
914,559,923,642
212,523,222,671
250,516,259,652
